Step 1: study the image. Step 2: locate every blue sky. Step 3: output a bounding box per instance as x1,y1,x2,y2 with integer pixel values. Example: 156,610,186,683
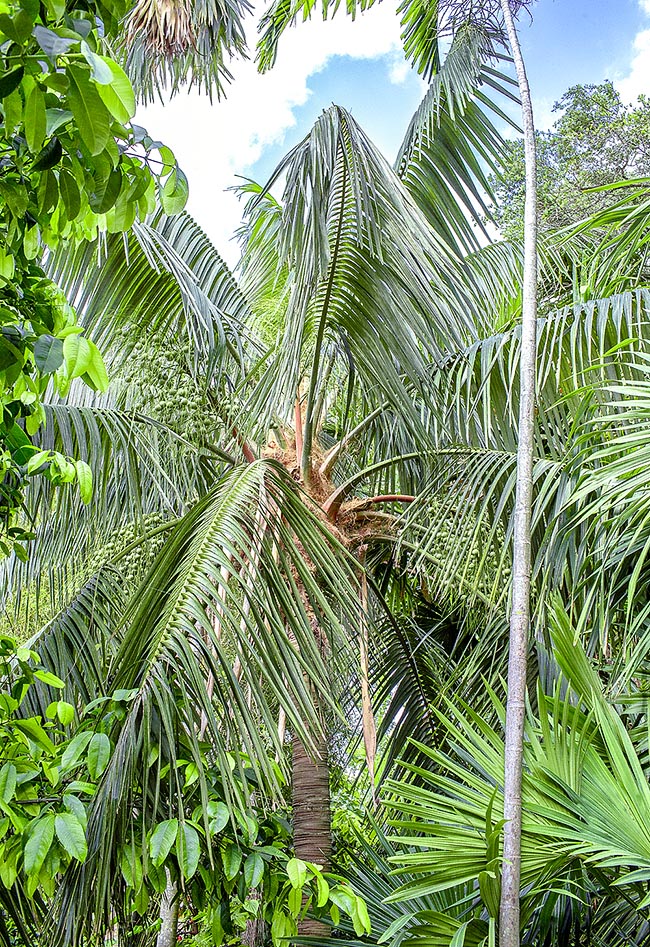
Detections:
140,0,650,263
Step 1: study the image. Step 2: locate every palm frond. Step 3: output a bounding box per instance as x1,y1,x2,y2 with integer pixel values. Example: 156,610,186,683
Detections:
381,603,650,947
238,105,477,459
46,210,257,383
120,0,251,101
2,405,215,613
396,24,518,253
20,568,127,715
52,460,366,944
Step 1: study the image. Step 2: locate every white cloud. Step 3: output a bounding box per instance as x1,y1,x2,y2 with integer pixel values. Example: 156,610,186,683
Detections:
138,1,414,264
614,1,650,104
615,27,650,103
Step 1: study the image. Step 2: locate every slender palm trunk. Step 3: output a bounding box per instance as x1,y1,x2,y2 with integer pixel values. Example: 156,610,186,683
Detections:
156,876,179,947
497,4,538,947
292,730,332,936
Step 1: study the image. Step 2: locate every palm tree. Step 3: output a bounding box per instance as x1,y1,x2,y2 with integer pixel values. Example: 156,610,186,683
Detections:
1,20,523,938
495,5,538,942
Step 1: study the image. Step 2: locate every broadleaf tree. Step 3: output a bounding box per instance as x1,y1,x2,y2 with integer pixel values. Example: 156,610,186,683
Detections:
0,0,189,558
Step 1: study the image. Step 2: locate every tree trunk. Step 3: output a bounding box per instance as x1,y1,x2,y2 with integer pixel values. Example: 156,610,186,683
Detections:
242,904,268,947
497,4,538,947
156,875,179,947
292,730,331,937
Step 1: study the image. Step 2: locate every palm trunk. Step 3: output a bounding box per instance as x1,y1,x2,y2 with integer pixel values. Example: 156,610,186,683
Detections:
242,910,267,947
497,4,538,947
292,729,331,937
156,876,179,947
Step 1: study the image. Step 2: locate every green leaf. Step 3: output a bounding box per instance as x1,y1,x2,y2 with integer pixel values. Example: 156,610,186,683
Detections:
60,730,93,771
222,841,242,881
6,422,36,465
56,701,75,725
315,871,329,907
3,88,21,135
45,109,72,136
150,819,178,867
34,669,65,688
33,136,63,170
80,41,113,84
66,65,110,156
0,180,28,217
0,847,17,889
0,763,17,804
0,10,32,43
75,460,92,504
55,812,87,862
244,852,264,889
450,922,470,947
83,340,109,391
24,814,55,874
286,856,307,889
158,145,175,172
96,57,135,122
160,168,189,215
287,885,302,917
0,245,14,279
13,718,55,752
86,732,110,779
25,84,46,152
0,66,23,99
329,885,356,915
23,224,40,259
63,334,92,378
177,823,200,879
120,847,143,889
59,167,81,220
208,801,230,834
62,795,87,830
44,0,65,20
89,167,122,213
354,895,371,934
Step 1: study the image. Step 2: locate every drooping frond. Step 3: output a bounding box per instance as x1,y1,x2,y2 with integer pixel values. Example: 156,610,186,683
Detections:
52,460,365,944
121,0,251,101
1,405,215,615
396,24,518,253
46,210,257,383
394,290,650,647
255,0,511,79
20,569,128,715
238,105,478,464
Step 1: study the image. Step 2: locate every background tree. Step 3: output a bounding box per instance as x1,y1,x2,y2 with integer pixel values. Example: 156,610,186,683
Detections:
492,81,650,239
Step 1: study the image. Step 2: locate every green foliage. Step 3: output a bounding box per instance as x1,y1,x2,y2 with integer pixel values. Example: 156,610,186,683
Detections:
6,3,650,945
0,272,98,557
0,0,189,560
375,604,650,947
0,633,99,905
491,82,650,238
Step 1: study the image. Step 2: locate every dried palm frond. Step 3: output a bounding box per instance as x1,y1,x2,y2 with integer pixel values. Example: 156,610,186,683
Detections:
126,0,195,57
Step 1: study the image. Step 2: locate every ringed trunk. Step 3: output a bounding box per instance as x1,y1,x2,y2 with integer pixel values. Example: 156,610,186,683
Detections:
292,728,332,937
497,3,539,947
